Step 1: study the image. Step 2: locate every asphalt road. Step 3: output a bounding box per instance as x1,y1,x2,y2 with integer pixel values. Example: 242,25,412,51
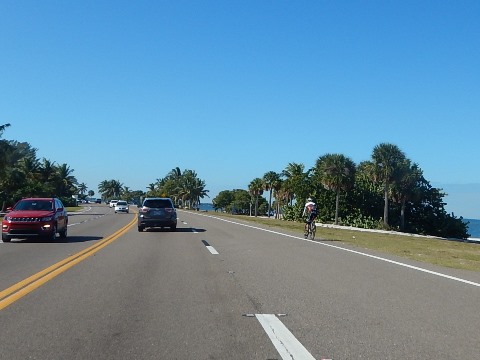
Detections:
1,204,479,359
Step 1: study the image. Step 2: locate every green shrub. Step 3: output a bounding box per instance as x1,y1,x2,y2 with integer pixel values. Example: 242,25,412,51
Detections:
281,203,304,222
342,209,382,229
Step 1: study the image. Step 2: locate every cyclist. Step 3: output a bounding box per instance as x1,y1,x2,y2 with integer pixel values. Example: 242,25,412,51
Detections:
303,197,317,237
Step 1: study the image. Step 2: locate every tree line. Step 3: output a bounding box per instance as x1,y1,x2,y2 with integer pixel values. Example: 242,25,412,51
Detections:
0,124,79,209
0,124,210,210
96,167,209,208
1,123,468,238
213,143,469,239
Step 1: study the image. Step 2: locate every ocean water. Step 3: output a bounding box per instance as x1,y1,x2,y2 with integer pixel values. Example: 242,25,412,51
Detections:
464,218,480,238
198,203,216,211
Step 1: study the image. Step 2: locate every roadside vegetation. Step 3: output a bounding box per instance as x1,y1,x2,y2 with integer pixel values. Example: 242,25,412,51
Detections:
190,210,480,272
0,124,81,209
0,122,469,241
212,144,469,239
97,167,209,208
0,124,208,211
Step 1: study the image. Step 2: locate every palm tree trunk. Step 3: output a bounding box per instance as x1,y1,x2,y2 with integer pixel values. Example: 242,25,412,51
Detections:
255,196,258,217
268,190,272,218
400,198,406,232
335,191,340,225
384,183,389,227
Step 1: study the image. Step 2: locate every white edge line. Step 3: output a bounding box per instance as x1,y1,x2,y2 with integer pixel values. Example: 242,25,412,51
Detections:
255,314,315,360
185,211,480,288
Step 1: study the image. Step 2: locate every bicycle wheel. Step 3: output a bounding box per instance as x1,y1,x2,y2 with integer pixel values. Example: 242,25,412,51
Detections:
310,222,316,240
304,223,309,238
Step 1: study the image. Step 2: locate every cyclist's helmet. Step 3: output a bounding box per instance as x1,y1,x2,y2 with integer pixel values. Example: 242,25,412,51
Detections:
307,197,313,202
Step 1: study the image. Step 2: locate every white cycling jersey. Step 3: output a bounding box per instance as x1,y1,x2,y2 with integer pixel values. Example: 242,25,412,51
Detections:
302,201,316,216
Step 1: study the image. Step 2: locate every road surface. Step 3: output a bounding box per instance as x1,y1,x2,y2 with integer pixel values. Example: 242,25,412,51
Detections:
1,204,479,359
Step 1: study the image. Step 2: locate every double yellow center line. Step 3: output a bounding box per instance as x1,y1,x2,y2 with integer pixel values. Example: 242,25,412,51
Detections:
0,215,137,311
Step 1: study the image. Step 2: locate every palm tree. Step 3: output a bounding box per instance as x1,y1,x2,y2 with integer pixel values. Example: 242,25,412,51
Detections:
371,143,407,227
167,167,182,180
274,186,290,218
272,178,283,219
390,160,423,231
0,123,10,137
98,179,123,199
78,183,88,196
1,167,24,210
156,177,181,204
281,162,305,205
38,158,56,183
162,167,183,204
98,180,112,199
110,180,123,198
0,123,11,180
248,178,264,217
176,170,208,208
282,162,304,177
315,153,356,225
17,155,43,196
263,171,280,218
177,171,194,208
122,186,131,200
0,141,11,181
146,183,156,197
54,163,78,197
190,178,209,208
0,140,37,208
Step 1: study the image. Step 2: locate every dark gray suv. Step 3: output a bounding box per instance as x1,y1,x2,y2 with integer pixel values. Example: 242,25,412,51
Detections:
137,197,177,232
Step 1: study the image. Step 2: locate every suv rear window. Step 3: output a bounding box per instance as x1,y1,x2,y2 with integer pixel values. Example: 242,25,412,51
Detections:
143,199,173,208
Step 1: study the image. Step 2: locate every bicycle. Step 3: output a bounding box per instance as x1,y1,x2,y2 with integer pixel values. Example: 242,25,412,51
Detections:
304,220,316,240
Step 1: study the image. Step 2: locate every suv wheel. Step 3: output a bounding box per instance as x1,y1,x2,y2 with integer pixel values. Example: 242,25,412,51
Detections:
2,233,11,242
138,226,144,232
59,225,68,239
46,224,57,241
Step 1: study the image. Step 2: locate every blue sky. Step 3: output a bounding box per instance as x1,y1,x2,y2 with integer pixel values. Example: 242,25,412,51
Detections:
1,1,479,218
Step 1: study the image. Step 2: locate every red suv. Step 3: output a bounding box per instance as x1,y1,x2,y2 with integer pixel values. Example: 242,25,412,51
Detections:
1,197,68,242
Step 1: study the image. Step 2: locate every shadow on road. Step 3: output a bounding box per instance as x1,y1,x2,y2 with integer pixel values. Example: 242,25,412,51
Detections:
143,227,206,233
6,236,104,244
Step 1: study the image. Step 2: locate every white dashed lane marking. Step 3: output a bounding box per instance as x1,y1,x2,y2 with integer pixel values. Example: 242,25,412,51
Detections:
67,206,109,227
190,212,480,288
254,314,316,360
201,240,219,254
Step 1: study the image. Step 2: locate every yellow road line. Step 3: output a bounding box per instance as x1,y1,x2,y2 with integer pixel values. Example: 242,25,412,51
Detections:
0,215,137,310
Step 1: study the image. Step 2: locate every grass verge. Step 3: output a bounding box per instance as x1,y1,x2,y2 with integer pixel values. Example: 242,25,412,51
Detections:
191,210,480,272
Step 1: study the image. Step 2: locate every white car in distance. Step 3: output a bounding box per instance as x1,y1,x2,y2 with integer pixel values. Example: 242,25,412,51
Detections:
114,200,129,213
